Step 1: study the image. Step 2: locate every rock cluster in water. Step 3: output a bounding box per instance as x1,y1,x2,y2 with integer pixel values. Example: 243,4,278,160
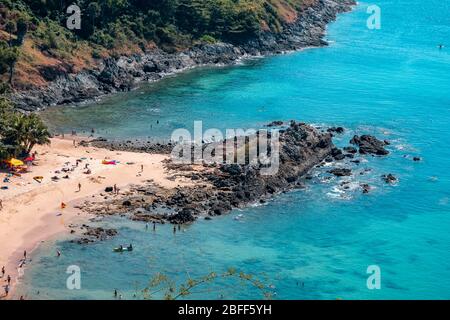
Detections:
76,121,392,233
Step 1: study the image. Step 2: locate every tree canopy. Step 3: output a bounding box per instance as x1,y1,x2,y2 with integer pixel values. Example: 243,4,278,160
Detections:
0,97,51,160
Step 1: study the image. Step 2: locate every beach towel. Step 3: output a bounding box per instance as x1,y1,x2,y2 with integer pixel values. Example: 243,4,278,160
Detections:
102,160,117,165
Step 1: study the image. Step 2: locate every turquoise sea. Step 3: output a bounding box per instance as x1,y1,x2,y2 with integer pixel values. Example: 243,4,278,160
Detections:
15,1,450,299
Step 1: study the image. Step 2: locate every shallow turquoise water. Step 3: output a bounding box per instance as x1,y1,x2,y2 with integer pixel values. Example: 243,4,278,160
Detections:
18,1,450,299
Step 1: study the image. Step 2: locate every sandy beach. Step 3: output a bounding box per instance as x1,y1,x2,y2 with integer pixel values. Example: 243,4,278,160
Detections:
0,137,191,299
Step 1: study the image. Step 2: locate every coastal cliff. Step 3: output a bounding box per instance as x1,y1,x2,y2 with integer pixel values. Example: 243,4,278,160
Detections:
9,0,355,111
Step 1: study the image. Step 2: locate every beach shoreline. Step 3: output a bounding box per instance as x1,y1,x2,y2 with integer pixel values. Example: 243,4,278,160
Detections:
0,137,194,299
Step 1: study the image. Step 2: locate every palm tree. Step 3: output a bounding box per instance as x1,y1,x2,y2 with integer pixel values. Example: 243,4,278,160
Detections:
1,113,51,157
17,113,51,155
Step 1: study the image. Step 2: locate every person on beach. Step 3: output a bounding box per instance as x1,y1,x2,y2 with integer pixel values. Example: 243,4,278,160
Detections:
78,183,81,192
4,285,9,297
57,250,61,257
0,199,3,211
7,275,11,285
173,225,176,234
114,184,118,195
145,223,149,230
140,164,144,173
153,222,156,231
114,289,118,298
1,266,4,277
23,250,27,260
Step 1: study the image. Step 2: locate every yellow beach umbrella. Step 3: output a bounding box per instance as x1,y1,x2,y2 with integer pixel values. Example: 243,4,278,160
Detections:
9,158,24,166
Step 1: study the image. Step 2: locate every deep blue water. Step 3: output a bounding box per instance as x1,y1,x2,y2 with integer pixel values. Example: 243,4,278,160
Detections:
16,1,450,299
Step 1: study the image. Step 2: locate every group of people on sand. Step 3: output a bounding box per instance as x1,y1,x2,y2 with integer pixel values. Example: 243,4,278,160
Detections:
1,251,26,298
1,249,61,299
1,265,11,297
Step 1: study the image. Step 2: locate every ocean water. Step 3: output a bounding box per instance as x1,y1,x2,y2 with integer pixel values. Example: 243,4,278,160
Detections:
16,0,450,299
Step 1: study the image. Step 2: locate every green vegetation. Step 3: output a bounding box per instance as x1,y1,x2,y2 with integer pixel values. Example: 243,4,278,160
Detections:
1,0,304,49
142,268,273,300
0,97,51,161
0,0,306,87
0,41,19,84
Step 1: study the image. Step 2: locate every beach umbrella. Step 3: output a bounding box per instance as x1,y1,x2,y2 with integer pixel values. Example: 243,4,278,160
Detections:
9,158,24,166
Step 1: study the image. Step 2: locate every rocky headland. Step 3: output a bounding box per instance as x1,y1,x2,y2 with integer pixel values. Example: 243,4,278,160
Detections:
72,121,392,239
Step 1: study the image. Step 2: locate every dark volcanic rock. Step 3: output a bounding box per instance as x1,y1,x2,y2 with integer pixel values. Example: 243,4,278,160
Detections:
328,168,352,177
73,226,118,244
331,147,345,160
327,127,345,134
168,208,197,224
350,135,389,156
266,120,285,127
361,184,371,194
343,146,358,154
91,140,173,155
382,174,397,184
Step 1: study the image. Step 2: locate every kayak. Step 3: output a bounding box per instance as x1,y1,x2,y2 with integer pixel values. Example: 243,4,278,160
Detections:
113,246,133,253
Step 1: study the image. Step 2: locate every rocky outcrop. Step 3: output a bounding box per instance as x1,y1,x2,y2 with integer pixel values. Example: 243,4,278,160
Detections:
382,174,397,184
350,135,390,156
328,168,352,177
70,225,118,244
10,0,356,111
91,139,174,155
79,121,336,224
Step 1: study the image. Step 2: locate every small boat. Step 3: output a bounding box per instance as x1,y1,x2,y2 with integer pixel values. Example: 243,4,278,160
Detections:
113,246,133,253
